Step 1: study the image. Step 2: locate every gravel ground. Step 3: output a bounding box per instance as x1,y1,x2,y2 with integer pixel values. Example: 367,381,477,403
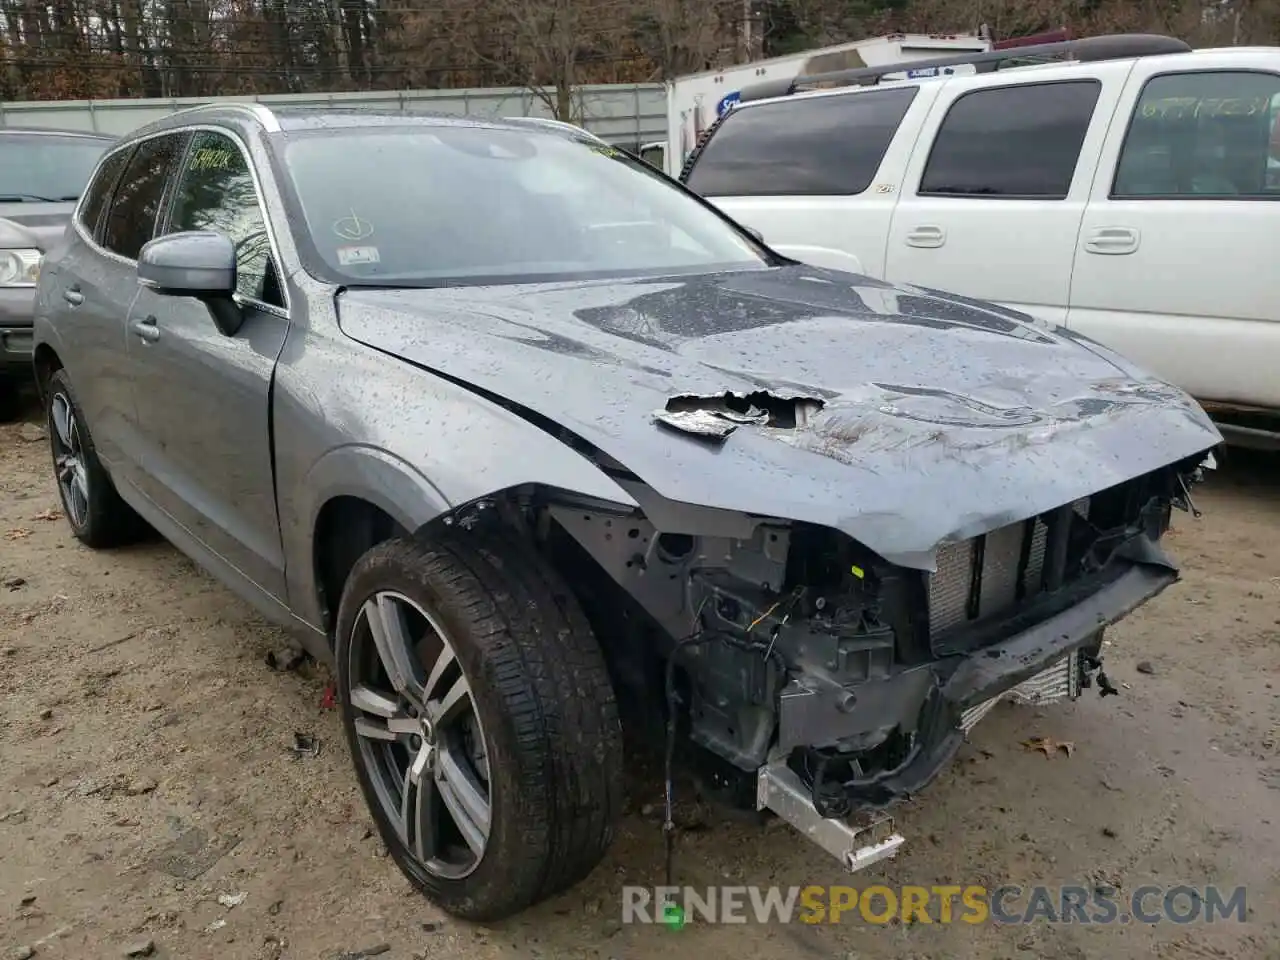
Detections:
2,399,1278,960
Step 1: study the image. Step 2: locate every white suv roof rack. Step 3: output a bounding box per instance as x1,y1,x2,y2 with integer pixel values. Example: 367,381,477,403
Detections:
738,33,1191,104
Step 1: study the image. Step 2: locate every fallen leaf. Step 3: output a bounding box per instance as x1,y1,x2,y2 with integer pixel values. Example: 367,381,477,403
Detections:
32,508,62,521
1022,736,1075,758
4,528,32,540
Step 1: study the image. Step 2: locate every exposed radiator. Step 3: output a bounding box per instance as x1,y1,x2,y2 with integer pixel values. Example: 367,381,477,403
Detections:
959,650,1083,734
928,498,1090,641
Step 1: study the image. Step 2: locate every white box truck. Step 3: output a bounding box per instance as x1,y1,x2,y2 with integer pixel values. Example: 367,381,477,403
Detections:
641,32,995,175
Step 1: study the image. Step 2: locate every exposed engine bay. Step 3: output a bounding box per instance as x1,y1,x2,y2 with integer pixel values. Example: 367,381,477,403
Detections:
489,449,1215,873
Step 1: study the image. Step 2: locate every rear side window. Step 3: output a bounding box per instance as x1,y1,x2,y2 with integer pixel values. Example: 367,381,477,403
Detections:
77,148,131,241
683,87,918,197
1112,71,1280,199
102,133,187,260
920,80,1101,199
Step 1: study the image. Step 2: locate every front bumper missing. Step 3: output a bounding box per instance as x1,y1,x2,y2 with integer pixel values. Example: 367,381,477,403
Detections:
756,557,1177,875
756,762,906,872
755,651,1075,876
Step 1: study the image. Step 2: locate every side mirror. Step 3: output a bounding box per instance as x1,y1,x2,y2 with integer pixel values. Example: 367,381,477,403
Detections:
744,225,765,243
137,231,242,336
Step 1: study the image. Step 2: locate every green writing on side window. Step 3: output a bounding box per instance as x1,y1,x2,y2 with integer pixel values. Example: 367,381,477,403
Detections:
191,148,236,172
1141,95,1271,121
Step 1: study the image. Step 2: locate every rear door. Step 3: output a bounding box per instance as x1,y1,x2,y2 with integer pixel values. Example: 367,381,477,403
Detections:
884,64,1131,325
681,85,930,277
1068,56,1280,411
37,144,132,462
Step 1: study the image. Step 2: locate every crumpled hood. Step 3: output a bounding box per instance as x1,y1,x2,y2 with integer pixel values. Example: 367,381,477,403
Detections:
336,264,1220,568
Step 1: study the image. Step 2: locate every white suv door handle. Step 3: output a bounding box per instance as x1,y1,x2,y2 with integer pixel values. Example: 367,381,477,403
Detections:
905,225,946,248
1084,226,1140,255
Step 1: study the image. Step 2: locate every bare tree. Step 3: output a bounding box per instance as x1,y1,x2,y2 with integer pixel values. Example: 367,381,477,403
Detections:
628,0,728,80
4,0,1280,105
452,0,622,121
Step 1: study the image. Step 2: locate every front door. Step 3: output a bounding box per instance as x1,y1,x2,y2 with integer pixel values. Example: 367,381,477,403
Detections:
126,129,291,599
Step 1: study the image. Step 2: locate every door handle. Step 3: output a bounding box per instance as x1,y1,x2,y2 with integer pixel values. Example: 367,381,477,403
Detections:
130,315,160,343
905,225,946,248
1084,226,1140,255
62,287,84,306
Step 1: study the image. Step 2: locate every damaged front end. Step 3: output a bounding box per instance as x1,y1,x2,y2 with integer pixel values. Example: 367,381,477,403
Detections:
539,449,1212,876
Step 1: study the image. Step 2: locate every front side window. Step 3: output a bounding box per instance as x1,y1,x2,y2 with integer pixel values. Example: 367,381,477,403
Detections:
168,131,280,306
1113,71,1280,199
102,133,187,260
77,148,132,241
273,125,771,287
683,88,918,197
920,80,1102,199
0,133,111,203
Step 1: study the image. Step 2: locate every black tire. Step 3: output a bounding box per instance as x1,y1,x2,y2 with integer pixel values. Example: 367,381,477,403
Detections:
334,528,624,922
46,368,148,548
0,375,21,422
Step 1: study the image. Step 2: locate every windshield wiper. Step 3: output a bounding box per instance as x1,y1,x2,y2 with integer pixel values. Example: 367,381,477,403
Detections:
0,193,75,202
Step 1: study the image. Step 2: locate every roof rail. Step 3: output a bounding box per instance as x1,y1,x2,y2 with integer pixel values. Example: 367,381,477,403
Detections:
737,33,1191,104
167,101,282,132
501,116,606,143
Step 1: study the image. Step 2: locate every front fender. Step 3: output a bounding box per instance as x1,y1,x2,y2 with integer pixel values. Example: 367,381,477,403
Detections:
274,325,640,629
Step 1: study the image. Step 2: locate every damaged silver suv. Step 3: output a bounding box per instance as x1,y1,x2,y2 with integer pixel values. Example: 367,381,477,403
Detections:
32,104,1220,921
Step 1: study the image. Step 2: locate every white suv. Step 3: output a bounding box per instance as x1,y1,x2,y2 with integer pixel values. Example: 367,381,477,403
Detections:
680,35,1280,448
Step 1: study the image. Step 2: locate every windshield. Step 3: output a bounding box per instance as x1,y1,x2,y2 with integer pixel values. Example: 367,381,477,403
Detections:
0,133,110,202
275,125,770,286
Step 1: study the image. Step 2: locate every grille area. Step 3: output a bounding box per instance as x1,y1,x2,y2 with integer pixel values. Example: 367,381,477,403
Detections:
928,498,1090,641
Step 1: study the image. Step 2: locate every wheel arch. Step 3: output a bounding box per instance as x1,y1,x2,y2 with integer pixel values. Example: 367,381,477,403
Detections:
32,342,63,406
297,443,638,642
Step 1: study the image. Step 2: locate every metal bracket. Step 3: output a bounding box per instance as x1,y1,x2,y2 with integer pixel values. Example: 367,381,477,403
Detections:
756,762,905,872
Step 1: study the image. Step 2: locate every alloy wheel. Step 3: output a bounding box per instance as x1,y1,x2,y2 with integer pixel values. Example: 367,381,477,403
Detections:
50,392,90,529
348,590,492,879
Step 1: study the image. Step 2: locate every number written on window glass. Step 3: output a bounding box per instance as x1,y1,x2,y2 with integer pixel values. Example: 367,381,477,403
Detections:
169,131,283,307
1114,71,1280,199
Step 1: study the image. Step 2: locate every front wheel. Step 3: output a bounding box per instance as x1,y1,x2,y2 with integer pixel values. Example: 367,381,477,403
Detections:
334,529,624,921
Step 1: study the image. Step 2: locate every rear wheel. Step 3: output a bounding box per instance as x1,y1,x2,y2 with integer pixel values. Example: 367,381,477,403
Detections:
334,529,624,921
46,369,148,548
0,375,20,422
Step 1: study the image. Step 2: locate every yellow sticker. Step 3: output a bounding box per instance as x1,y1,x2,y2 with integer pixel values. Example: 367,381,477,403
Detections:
850,565,865,579
190,147,236,172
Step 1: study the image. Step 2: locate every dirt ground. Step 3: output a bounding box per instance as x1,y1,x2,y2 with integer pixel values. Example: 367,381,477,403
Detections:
2,395,1278,960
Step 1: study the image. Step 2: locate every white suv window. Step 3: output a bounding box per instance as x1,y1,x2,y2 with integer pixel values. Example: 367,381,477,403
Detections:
682,86,919,197
919,80,1102,200
1112,70,1280,199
